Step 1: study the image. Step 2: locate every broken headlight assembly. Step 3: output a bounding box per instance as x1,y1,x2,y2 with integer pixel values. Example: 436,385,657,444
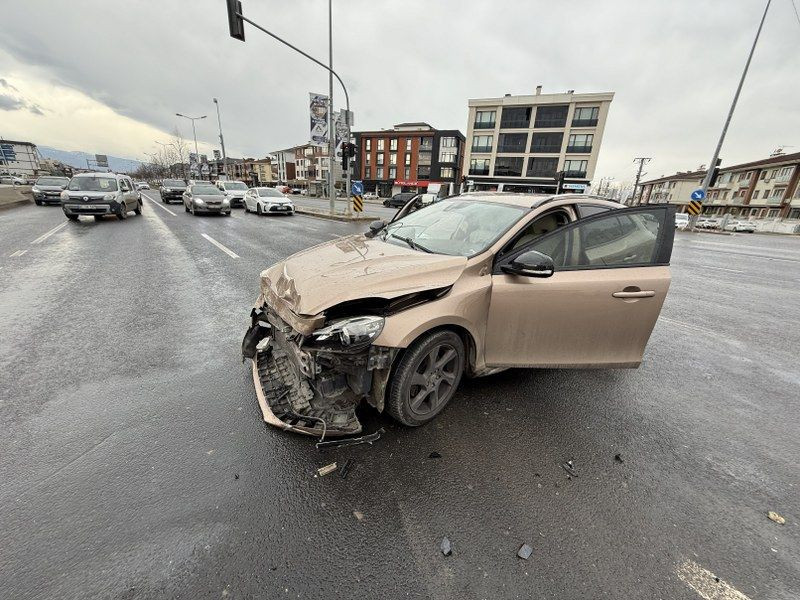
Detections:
305,316,384,353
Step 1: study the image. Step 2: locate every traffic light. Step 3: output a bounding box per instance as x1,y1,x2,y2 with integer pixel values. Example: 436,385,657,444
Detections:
341,142,357,170
708,158,722,187
226,0,245,41
554,170,565,193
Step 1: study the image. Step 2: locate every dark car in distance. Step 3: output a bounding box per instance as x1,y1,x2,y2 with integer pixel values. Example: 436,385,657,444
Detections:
32,176,70,205
383,192,416,208
160,179,187,203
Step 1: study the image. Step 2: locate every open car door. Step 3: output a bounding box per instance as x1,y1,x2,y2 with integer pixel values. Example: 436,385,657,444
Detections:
484,205,675,368
390,193,439,222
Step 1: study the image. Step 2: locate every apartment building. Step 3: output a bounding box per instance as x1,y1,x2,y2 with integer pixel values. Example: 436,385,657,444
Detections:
294,143,331,195
269,147,297,184
637,170,706,208
1,139,40,177
352,123,465,197
462,88,614,193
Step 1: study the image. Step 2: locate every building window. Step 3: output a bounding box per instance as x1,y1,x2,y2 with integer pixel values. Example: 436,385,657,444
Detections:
534,105,569,128
365,139,371,151
439,152,457,163
763,189,771,198
567,133,594,153
469,158,490,176
738,171,751,182
474,110,496,129
500,106,532,129
530,132,563,153
471,135,493,152
497,133,527,153
441,167,454,178
418,165,431,179
768,209,779,217
572,106,599,127
563,159,588,177
752,190,759,199
419,137,433,151
376,153,384,166
404,153,411,166
390,153,397,165
440,136,457,147
365,153,371,166
376,166,384,179
390,138,397,151
418,151,432,166
404,167,411,179
526,157,558,178
494,157,524,177
405,139,411,151
389,166,396,179
377,139,384,151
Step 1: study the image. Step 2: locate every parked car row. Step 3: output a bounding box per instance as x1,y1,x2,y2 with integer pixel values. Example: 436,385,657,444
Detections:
158,178,295,218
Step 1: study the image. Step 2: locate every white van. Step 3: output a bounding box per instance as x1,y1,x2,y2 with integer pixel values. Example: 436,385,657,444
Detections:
215,180,248,208
674,212,690,229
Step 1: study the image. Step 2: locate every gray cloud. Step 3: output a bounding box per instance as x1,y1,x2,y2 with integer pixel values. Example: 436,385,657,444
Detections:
0,93,25,111
1,0,799,181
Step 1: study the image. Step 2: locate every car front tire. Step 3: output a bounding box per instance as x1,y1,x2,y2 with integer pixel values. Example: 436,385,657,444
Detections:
134,201,142,215
257,204,262,216
386,330,466,427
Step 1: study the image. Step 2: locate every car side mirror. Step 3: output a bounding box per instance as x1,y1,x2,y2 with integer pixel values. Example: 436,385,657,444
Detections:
501,250,555,278
365,219,387,238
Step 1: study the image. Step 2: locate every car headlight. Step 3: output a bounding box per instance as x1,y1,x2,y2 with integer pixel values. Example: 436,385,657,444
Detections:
306,316,384,352
163,187,171,192
104,193,115,201
60,191,69,199
221,197,230,205
194,198,206,205
32,186,40,193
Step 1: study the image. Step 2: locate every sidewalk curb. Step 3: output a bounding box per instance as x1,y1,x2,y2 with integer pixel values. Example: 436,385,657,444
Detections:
295,208,376,222
0,198,32,211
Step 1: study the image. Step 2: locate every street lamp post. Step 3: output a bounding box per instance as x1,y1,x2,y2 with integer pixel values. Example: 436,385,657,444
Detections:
176,113,207,179
212,98,229,180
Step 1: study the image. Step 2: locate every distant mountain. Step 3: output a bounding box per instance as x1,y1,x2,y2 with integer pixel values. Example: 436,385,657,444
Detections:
38,146,142,173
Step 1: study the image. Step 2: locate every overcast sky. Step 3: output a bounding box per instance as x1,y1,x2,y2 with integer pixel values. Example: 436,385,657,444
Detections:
1,0,799,183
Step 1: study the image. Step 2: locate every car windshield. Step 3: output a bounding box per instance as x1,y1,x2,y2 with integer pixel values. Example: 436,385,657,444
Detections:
225,182,247,190
68,177,118,192
163,179,185,187
36,177,68,186
191,185,223,195
383,199,527,256
257,188,284,197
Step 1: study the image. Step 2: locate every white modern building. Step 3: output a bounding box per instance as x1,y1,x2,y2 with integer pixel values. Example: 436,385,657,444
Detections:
0,139,40,177
462,87,614,194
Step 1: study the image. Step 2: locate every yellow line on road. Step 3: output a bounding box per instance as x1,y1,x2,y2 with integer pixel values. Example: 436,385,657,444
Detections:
677,560,751,600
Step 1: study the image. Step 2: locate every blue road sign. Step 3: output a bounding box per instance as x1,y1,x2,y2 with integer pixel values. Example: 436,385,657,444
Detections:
351,180,364,195
691,189,706,201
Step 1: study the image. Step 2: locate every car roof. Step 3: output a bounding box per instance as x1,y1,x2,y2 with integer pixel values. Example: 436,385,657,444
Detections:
453,191,626,210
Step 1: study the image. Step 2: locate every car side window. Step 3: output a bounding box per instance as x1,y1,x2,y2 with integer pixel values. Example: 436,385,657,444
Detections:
119,178,130,192
525,208,668,270
576,203,611,219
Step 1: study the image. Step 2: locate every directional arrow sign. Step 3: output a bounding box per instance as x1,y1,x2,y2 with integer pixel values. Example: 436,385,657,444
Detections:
691,189,706,201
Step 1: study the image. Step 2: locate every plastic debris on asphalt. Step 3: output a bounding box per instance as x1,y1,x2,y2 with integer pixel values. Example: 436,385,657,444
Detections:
517,544,533,560
315,428,384,450
429,451,442,459
767,511,786,524
316,463,337,477
561,460,578,477
440,536,452,556
353,510,364,521
614,453,623,463
338,459,352,479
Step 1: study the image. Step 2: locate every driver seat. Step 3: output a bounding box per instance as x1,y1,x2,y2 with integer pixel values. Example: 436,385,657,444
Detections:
512,214,562,249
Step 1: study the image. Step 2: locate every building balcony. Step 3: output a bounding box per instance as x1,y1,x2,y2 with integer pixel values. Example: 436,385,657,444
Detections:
766,196,784,205
468,168,490,176
470,145,493,153
527,170,557,179
563,170,587,178
566,145,593,154
571,118,598,127
773,174,792,183
530,146,561,153
534,119,567,128
499,119,530,129
496,146,526,154
473,121,495,129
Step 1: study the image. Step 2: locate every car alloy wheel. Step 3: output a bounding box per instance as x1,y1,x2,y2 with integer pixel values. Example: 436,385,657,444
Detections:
117,204,127,220
387,330,465,426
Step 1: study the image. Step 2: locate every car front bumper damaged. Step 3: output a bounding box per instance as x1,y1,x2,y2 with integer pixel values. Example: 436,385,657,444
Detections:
242,304,397,438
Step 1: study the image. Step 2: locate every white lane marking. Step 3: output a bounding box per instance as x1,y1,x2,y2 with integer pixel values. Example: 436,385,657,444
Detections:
144,195,177,216
691,264,745,274
30,221,68,245
676,560,751,600
10,249,28,257
658,316,745,349
201,233,239,259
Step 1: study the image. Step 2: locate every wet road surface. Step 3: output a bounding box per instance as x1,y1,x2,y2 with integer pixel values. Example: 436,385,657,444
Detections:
1,197,798,599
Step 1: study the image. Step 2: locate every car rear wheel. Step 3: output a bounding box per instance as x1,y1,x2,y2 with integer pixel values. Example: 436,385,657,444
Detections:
134,201,142,215
383,200,390,207
35,199,43,206
386,330,465,427
66,214,79,221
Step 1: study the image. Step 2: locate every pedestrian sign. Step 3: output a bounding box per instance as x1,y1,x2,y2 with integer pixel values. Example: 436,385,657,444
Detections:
351,180,364,195
352,194,364,212
690,189,706,201
686,200,703,215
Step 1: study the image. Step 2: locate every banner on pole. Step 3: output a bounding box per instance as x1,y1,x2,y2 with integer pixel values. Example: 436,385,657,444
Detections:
309,92,329,146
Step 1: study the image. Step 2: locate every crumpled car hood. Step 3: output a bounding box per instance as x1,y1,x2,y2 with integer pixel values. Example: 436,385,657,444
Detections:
261,234,467,316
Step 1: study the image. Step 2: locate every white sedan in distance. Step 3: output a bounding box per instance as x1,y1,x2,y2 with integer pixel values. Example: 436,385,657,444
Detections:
243,187,295,216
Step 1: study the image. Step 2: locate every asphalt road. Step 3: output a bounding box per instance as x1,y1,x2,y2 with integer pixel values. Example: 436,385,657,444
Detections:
1,197,798,600
292,194,398,220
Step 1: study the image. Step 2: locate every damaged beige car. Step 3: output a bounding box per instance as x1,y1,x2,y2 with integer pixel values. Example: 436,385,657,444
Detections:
242,193,675,437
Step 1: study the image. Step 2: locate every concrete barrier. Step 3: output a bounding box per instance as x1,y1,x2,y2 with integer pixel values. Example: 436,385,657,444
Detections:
0,184,33,211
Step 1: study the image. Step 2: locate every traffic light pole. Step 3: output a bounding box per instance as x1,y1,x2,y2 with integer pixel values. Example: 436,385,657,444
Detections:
233,9,351,216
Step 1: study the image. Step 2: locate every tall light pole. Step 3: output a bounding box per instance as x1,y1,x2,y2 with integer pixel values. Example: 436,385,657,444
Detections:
176,113,207,179
327,0,335,214
212,98,229,180
631,157,651,205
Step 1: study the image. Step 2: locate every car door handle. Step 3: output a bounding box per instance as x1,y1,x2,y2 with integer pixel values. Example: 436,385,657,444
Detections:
612,290,655,298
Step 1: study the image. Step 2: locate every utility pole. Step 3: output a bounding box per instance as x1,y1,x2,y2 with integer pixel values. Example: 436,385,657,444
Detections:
213,98,229,180
327,0,335,215
631,157,651,205
176,113,207,179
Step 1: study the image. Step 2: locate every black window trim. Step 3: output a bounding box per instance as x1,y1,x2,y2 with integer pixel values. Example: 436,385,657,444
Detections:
492,204,675,274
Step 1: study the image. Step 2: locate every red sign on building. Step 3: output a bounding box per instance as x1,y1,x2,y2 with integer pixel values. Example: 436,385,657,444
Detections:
394,179,430,187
